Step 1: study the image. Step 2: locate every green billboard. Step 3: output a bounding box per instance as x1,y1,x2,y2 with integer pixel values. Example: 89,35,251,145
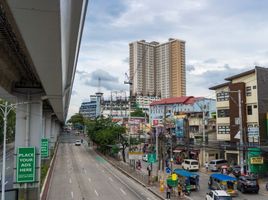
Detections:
16,147,36,183
41,138,49,158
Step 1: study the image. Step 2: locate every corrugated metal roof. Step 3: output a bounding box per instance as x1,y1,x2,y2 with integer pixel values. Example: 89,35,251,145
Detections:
150,96,200,106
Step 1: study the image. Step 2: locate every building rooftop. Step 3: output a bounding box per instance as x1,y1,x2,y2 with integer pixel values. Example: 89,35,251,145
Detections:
150,96,204,106
209,82,230,90
225,68,255,81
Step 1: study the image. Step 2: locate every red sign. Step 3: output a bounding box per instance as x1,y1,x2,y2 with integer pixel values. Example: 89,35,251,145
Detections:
153,119,158,126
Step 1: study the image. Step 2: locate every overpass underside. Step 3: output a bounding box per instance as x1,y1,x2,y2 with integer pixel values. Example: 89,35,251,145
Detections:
0,0,87,199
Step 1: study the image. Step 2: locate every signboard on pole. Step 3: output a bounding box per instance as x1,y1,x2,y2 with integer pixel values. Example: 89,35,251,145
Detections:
128,152,143,160
16,147,36,183
41,138,49,158
148,153,156,163
250,157,263,164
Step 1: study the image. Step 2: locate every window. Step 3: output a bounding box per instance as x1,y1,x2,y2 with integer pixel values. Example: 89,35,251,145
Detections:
216,92,229,101
253,85,256,89
217,109,230,118
253,105,257,109
246,86,252,96
247,105,252,115
218,126,230,134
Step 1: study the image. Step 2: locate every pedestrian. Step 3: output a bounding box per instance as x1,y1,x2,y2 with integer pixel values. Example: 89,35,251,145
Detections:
166,184,171,200
205,161,209,172
177,183,182,198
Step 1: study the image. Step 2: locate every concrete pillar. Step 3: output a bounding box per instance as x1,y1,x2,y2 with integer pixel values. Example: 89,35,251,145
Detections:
44,113,52,139
50,119,56,149
14,97,43,200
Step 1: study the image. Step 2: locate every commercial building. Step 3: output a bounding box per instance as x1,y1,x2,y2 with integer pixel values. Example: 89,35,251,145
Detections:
149,96,217,165
209,66,268,172
129,38,186,98
79,93,102,119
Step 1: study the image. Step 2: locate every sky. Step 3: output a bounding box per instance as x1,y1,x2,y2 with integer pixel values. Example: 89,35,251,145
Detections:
68,0,268,118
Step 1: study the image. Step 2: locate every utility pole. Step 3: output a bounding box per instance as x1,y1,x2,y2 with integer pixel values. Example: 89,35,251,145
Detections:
202,105,206,166
238,90,244,175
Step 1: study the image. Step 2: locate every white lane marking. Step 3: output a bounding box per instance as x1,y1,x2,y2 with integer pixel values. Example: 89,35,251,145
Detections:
109,177,113,182
69,178,72,184
88,178,91,182
84,169,87,173
5,181,8,185
120,188,126,195
95,163,99,167
94,189,99,196
102,170,105,173
6,166,10,170
71,191,74,199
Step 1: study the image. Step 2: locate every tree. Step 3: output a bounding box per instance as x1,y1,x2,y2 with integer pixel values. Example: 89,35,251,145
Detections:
86,116,127,161
0,100,16,144
67,113,84,130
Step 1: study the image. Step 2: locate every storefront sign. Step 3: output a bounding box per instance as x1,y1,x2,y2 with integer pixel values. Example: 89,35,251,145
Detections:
250,157,263,164
16,147,36,183
128,152,143,160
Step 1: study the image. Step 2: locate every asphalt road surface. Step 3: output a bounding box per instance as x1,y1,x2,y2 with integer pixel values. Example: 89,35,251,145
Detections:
47,133,161,200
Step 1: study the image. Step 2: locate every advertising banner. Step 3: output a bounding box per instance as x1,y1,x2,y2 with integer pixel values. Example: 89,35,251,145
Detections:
41,138,49,158
250,157,263,164
175,118,184,138
16,147,36,183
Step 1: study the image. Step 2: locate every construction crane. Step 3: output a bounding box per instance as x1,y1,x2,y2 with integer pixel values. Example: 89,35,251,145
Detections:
124,72,132,85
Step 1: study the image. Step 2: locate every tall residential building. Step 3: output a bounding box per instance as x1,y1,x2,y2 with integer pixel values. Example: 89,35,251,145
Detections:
209,66,268,169
129,38,186,98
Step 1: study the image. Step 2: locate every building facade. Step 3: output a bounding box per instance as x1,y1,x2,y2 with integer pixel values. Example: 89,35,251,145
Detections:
209,66,268,169
79,94,102,119
129,38,186,98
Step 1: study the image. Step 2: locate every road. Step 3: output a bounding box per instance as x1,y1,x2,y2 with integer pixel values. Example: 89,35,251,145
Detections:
47,133,161,200
139,159,268,200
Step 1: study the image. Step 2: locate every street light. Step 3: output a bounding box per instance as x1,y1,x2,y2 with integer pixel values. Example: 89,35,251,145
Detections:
0,101,14,200
0,100,38,200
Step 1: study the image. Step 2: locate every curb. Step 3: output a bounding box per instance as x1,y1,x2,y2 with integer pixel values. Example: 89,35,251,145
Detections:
40,141,59,200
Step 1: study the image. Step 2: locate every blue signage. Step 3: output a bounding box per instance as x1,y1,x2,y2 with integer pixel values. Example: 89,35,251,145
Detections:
166,167,171,174
175,118,184,138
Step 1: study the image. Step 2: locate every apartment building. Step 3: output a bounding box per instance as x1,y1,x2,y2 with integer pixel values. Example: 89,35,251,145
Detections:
129,38,186,98
79,93,102,119
209,66,268,167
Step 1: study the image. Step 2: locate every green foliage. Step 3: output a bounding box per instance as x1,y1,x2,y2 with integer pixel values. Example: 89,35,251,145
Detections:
86,116,126,153
40,161,49,187
0,99,16,144
67,113,85,130
130,108,145,117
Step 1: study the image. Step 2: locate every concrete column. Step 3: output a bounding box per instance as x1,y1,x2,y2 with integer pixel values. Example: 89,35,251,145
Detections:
14,97,43,200
44,113,52,139
50,119,56,149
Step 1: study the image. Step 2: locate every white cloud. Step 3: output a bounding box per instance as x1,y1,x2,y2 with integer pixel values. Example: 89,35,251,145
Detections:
68,0,268,118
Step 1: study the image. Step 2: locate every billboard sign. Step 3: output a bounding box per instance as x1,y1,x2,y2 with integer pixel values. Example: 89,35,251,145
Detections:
41,138,49,158
16,147,36,183
175,118,184,138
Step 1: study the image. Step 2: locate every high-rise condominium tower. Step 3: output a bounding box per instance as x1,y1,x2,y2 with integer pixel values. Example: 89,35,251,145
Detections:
129,38,185,98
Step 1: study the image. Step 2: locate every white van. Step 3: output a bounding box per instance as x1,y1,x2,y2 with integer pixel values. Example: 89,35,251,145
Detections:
182,159,199,171
208,159,228,171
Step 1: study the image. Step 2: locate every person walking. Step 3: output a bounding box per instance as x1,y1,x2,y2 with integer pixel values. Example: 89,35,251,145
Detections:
177,183,182,198
205,161,209,172
166,184,171,200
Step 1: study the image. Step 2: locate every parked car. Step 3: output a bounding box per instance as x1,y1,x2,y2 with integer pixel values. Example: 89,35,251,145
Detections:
142,154,148,162
206,190,232,200
208,159,228,171
181,159,199,171
237,175,259,193
75,140,81,146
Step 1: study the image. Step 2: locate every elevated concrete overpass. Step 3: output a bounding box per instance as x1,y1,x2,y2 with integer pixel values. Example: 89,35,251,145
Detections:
0,0,88,199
